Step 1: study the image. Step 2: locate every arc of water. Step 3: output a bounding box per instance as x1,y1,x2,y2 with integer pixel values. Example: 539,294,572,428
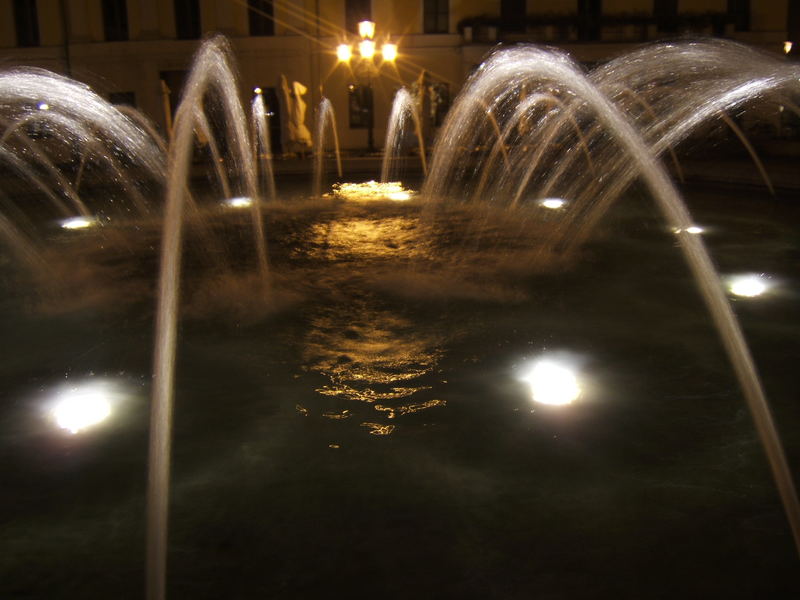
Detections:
473,93,596,206
424,45,800,556
718,110,775,195
2,109,162,215
0,68,165,179
562,73,799,256
381,88,428,183
194,109,233,201
0,128,92,217
313,97,342,198
0,145,74,217
251,93,277,203
615,87,685,184
147,36,269,600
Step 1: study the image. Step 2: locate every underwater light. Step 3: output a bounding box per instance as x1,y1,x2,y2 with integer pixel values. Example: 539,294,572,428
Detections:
728,274,769,297
521,358,581,406
50,382,113,434
224,196,253,208
60,216,95,230
540,198,566,209
673,225,705,235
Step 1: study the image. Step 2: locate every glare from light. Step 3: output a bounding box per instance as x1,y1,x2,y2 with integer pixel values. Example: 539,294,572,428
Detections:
540,198,566,209
673,225,705,235
382,42,398,62
387,191,411,201
359,39,376,59
728,274,769,298
38,102,49,111
253,87,262,95
358,20,376,39
784,41,793,54
332,181,415,201
60,216,95,230
50,385,113,434
521,359,581,406
224,196,253,208
336,43,352,62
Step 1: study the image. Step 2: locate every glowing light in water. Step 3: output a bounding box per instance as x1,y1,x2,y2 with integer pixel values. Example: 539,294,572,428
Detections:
49,382,115,434
60,216,95,230
784,41,793,54
728,274,769,297
332,181,415,201
521,359,581,406
224,196,253,208
37,102,49,110
540,198,566,209
673,225,705,235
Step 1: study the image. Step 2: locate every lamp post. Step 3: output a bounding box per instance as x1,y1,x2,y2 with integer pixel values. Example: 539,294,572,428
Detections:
336,21,397,153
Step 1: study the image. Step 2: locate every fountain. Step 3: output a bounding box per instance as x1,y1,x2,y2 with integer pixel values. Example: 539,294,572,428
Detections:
312,97,342,198
381,87,428,183
1,35,799,599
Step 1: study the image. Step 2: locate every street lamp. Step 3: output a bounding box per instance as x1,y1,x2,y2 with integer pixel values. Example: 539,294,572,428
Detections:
336,20,397,153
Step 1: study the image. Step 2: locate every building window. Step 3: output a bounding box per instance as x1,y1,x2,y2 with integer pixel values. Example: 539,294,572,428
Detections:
248,0,274,36
653,0,678,33
501,0,525,34
103,0,129,41
345,0,371,35
727,0,750,32
174,0,201,40
424,0,448,34
578,0,602,41
13,0,40,47
348,84,373,129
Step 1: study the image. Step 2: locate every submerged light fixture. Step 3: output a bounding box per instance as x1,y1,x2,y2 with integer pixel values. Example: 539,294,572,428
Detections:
60,216,96,230
728,274,770,298
520,357,582,406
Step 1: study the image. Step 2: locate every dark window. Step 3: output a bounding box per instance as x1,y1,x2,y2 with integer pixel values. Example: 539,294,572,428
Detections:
348,84,373,129
727,0,750,32
578,0,602,41
109,91,136,107
174,0,201,40
103,0,129,41
248,0,274,36
501,0,526,34
423,0,448,34
654,0,678,32
789,1,800,57
345,0,371,35
13,0,40,47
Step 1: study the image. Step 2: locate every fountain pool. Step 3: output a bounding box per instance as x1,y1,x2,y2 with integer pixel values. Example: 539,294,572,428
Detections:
0,36,799,599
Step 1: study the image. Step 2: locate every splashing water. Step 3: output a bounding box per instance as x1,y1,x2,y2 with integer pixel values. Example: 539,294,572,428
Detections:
381,87,427,182
313,97,342,198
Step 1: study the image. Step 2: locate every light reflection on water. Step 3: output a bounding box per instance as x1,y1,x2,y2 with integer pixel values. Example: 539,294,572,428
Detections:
302,303,445,435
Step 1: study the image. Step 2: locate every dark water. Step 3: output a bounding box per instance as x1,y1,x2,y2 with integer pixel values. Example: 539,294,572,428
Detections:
1,184,798,598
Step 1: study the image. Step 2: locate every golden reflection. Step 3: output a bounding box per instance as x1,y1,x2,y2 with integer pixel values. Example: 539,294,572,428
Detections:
305,216,422,261
303,305,444,434
331,181,415,201
322,409,352,420
374,398,447,419
361,422,396,436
